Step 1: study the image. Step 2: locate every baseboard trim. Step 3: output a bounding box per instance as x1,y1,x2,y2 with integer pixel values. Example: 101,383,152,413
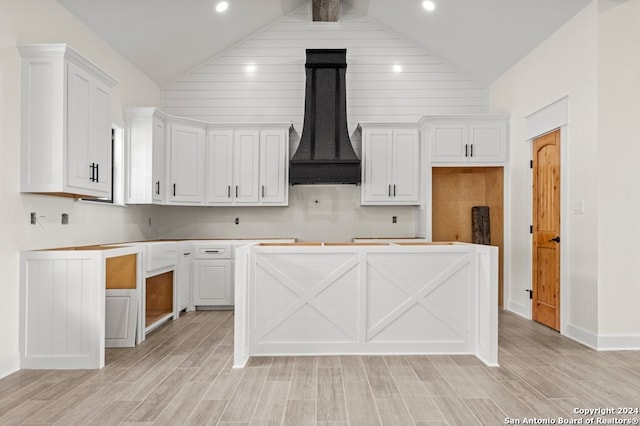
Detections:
597,334,640,351
506,300,529,319
565,323,598,349
0,353,20,379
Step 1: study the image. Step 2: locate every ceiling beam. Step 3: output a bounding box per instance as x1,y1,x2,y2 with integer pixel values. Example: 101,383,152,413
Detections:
312,0,340,22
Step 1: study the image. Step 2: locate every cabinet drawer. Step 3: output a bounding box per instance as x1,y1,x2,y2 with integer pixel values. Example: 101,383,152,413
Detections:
145,242,179,271
193,244,232,259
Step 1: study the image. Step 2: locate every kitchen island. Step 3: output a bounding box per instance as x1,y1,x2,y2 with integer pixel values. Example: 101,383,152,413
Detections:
234,241,498,367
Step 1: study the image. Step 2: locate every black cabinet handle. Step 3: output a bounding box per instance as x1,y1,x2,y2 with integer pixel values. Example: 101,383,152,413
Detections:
173,183,176,197
393,184,396,197
262,185,265,198
205,250,220,253
183,252,192,256
470,144,474,157
235,185,238,198
388,184,391,197
228,185,231,198
156,181,160,195
95,163,99,182
89,163,95,182
465,144,469,157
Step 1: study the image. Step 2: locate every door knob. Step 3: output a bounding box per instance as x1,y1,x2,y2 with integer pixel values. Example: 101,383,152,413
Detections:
549,236,560,243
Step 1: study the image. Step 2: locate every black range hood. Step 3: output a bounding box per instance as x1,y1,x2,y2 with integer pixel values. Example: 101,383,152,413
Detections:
290,49,361,185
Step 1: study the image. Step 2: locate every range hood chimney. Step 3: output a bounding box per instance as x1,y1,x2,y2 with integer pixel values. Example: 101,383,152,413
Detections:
290,49,361,185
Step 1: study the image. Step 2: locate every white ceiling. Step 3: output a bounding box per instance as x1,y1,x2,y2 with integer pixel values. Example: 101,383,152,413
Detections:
56,0,591,86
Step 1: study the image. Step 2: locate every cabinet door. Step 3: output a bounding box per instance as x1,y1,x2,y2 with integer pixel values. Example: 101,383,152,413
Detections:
178,252,192,311
468,122,507,163
66,62,93,192
152,117,166,203
392,129,420,203
362,129,393,204
193,260,232,306
233,130,260,204
89,79,112,195
67,62,111,197
429,123,469,163
205,130,234,204
259,129,287,205
169,123,204,204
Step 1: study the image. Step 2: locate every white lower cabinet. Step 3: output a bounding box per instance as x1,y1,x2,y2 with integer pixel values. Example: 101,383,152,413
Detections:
20,246,143,369
178,245,193,312
193,260,233,306
105,289,138,348
192,243,233,307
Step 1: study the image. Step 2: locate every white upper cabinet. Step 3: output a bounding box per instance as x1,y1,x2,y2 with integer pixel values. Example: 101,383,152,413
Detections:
361,125,420,205
259,129,288,205
233,130,260,204
169,121,206,205
427,116,508,164
125,109,289,207
206,126,288,206
206,130,234,204
19,44,117,198
152,117,166,203
124,107,167,204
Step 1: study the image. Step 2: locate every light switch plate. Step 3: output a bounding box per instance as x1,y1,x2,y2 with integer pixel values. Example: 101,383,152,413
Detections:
572,200,585,215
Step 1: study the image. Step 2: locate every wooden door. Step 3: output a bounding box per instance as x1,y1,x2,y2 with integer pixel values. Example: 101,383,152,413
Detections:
532,129,561,330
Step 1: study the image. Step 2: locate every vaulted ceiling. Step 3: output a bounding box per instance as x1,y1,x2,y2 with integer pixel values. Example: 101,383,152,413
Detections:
56,0,591,86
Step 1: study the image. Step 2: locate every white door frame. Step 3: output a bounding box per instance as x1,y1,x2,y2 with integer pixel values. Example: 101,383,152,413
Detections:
525,96,570,335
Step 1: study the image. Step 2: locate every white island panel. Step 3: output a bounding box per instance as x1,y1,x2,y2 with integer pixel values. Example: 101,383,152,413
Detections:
234,243,498,368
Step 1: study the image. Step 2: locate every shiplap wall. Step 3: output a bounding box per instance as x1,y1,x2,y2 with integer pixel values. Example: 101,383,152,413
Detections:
161,3,488,134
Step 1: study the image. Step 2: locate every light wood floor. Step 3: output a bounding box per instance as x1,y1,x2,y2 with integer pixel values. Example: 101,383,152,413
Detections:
2,310,640,425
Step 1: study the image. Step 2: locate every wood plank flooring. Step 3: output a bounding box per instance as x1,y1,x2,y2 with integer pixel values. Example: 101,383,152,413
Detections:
2,310,640,425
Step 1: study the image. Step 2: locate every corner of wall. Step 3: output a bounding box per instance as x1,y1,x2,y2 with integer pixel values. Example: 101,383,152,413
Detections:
565,322,598,350
0,352,20,379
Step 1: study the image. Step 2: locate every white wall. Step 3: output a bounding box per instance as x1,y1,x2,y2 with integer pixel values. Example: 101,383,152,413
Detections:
489,3,599,341
596,0,640,343
0,0,161,376
161,3,488,131
155,2,487,245
150,185,416,242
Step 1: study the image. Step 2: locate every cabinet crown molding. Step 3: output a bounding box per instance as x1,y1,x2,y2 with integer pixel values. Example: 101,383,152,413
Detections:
18,43,118,88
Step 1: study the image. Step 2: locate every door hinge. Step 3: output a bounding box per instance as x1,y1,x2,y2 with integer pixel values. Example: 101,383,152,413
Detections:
530,225,533,234
530,160,533,169
525,289,533,299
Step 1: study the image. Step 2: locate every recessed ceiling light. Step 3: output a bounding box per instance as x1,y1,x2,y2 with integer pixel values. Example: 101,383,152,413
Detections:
422,1,436,12
215,1,229,13
393,64,403,73
245,64,257,74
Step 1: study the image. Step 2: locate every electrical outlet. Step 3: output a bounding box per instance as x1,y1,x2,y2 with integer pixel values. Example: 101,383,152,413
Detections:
30,212,37,225
235,217,240,225
61,213,69,225
392,216,397,223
